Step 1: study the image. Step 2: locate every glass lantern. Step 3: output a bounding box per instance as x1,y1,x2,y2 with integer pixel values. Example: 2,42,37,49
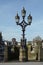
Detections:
21,7,26,17
27,14,32,25
15,13,20,23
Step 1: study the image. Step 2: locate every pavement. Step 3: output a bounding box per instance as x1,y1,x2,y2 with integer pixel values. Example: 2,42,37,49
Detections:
0,62,43,65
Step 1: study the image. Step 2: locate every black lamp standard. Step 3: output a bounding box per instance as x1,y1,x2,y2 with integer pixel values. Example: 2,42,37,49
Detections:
15,7,32,61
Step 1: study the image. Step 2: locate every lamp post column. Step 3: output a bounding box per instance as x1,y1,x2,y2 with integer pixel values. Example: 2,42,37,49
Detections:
15,7,32,61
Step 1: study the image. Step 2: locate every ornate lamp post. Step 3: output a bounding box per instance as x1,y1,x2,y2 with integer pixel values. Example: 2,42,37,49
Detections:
15,7,32,61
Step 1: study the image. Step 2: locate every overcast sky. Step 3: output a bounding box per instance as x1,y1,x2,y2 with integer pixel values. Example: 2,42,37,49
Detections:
0,0,43,41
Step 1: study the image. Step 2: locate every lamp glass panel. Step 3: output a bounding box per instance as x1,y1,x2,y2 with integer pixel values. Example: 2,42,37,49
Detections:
15,18,19,23
22,12,26,17
28,18,32,23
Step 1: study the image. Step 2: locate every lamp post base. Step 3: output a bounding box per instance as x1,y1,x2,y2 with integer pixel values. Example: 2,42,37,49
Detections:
19,39,27,62
19,46,27,62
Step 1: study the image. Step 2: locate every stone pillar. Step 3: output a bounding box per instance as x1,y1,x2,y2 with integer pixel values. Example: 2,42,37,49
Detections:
38,46,40,61
4,45,8,62
28,44,31,61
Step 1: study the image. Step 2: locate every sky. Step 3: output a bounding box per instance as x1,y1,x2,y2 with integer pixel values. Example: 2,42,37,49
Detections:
0,0,43,42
